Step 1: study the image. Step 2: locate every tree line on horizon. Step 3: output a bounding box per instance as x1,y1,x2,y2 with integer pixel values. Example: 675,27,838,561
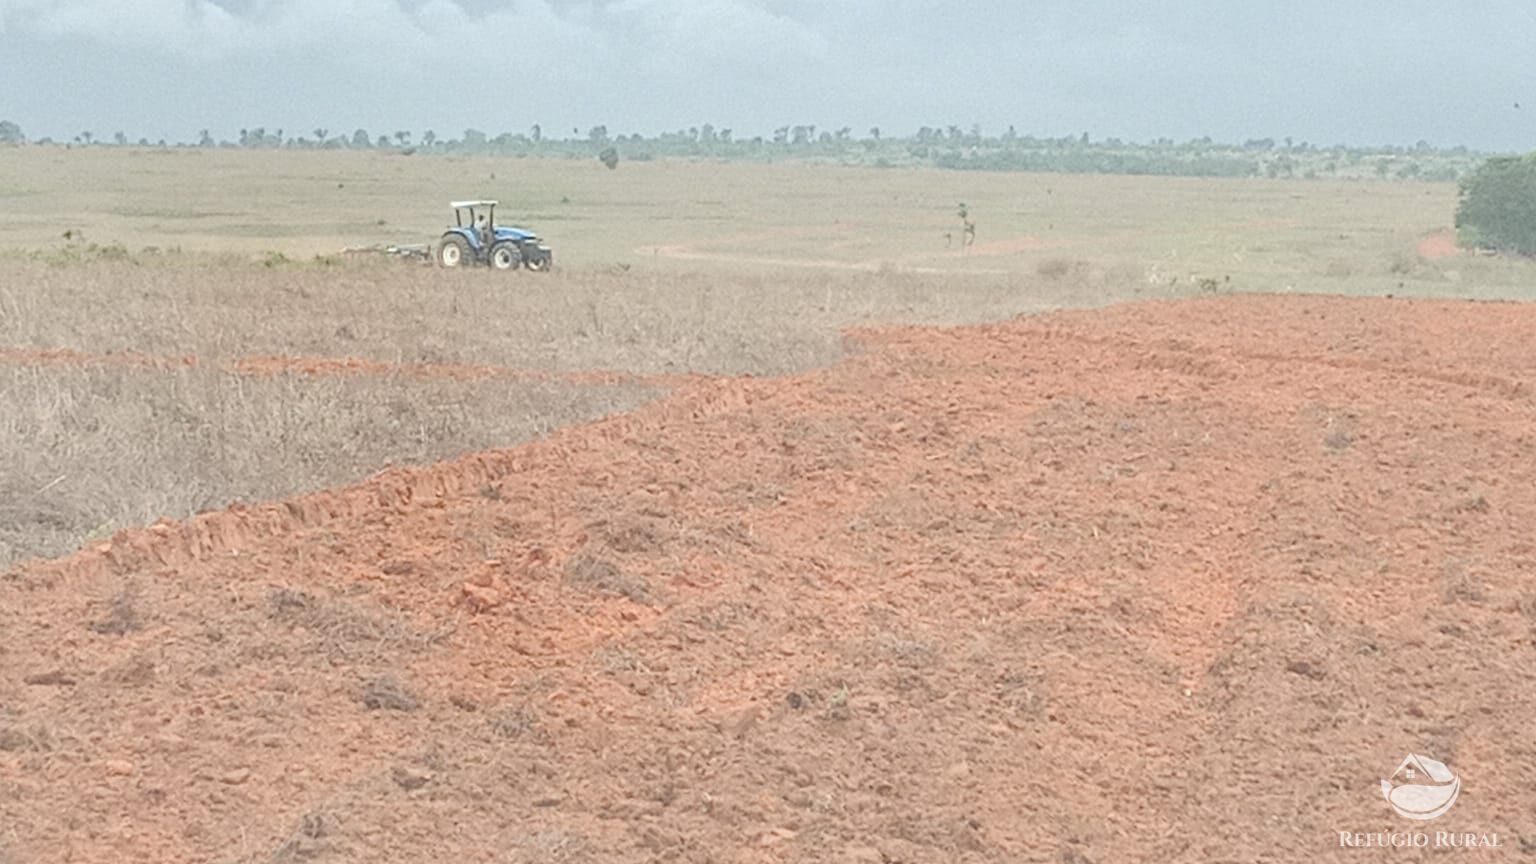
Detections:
0,118,1487,182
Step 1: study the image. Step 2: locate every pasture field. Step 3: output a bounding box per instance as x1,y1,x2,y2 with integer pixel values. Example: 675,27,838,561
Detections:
0,144,1517,295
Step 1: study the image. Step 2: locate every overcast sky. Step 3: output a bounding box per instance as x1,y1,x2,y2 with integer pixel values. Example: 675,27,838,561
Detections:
1,0,1534,150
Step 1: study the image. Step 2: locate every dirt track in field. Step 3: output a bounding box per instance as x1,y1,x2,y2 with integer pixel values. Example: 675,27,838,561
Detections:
638,217,1312,275
0,346,701,389
4,294,1535,863
638,224,1044,274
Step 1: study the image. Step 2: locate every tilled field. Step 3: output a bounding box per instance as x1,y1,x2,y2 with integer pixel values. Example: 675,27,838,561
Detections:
3,294,1534,862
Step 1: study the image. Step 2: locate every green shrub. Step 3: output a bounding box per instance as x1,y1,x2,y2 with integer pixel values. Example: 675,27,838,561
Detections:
1455,154,1536,255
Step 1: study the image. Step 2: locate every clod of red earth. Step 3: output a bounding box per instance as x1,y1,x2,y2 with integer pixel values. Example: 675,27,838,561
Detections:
4,294,1536,862
1416,228,1460,260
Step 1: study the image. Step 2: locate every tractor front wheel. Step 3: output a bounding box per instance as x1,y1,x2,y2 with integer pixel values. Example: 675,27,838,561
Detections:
490,242,522,271
437,234,469,268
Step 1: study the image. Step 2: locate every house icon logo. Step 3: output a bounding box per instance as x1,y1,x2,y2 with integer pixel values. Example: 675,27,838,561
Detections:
1381,754,1461,821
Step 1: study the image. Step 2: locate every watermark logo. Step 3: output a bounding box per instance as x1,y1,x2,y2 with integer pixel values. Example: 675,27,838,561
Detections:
1337,753,1498,849
1381,753,1461,821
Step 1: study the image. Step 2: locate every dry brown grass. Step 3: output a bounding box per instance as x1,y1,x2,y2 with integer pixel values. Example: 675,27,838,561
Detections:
0,257,1138,374
0,254,1153,568
0,358,654,567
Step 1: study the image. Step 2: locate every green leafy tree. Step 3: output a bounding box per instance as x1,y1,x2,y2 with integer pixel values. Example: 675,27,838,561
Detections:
351,129,371,148
0,120,23,144
1456,154,1536,255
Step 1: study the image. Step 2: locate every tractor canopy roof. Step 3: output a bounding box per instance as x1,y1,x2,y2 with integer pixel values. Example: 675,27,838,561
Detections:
450,200,498,209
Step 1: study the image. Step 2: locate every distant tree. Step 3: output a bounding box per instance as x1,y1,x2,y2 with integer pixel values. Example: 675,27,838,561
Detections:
377,134,391,148
198,129,214,147
772,126,789,144
422,130,436,148
598,146,619,170
393,131,411,147
462,128,487,148
869,127,880,141
313,128,328,144
588,125,609,144
351,129,371,148
530,123,542,142
113,131,127,146
80,131,95,145
0,120,25,144
1456,154,1536,255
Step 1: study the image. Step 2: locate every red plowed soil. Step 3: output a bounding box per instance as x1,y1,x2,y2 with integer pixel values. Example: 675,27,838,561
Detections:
5,294,1535,862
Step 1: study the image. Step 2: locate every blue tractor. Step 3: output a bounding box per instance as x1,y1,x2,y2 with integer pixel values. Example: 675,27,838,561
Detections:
435,200,553,271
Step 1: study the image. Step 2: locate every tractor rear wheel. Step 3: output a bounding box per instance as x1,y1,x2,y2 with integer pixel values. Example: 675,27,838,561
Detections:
490,242,522,271
437,234,469,268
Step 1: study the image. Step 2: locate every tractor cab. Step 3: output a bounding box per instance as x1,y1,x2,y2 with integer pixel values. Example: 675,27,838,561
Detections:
451,200,497,249
437,200,553,271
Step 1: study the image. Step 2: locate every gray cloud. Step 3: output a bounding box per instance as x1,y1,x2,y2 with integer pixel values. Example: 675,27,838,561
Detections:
1,0,1534,149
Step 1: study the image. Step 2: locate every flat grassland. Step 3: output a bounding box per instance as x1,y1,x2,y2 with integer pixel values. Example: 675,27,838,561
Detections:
1,144,1515,293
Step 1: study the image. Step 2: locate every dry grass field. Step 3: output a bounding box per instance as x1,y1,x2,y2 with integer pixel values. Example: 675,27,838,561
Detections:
3,147,1534,568
2,145,1521,293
